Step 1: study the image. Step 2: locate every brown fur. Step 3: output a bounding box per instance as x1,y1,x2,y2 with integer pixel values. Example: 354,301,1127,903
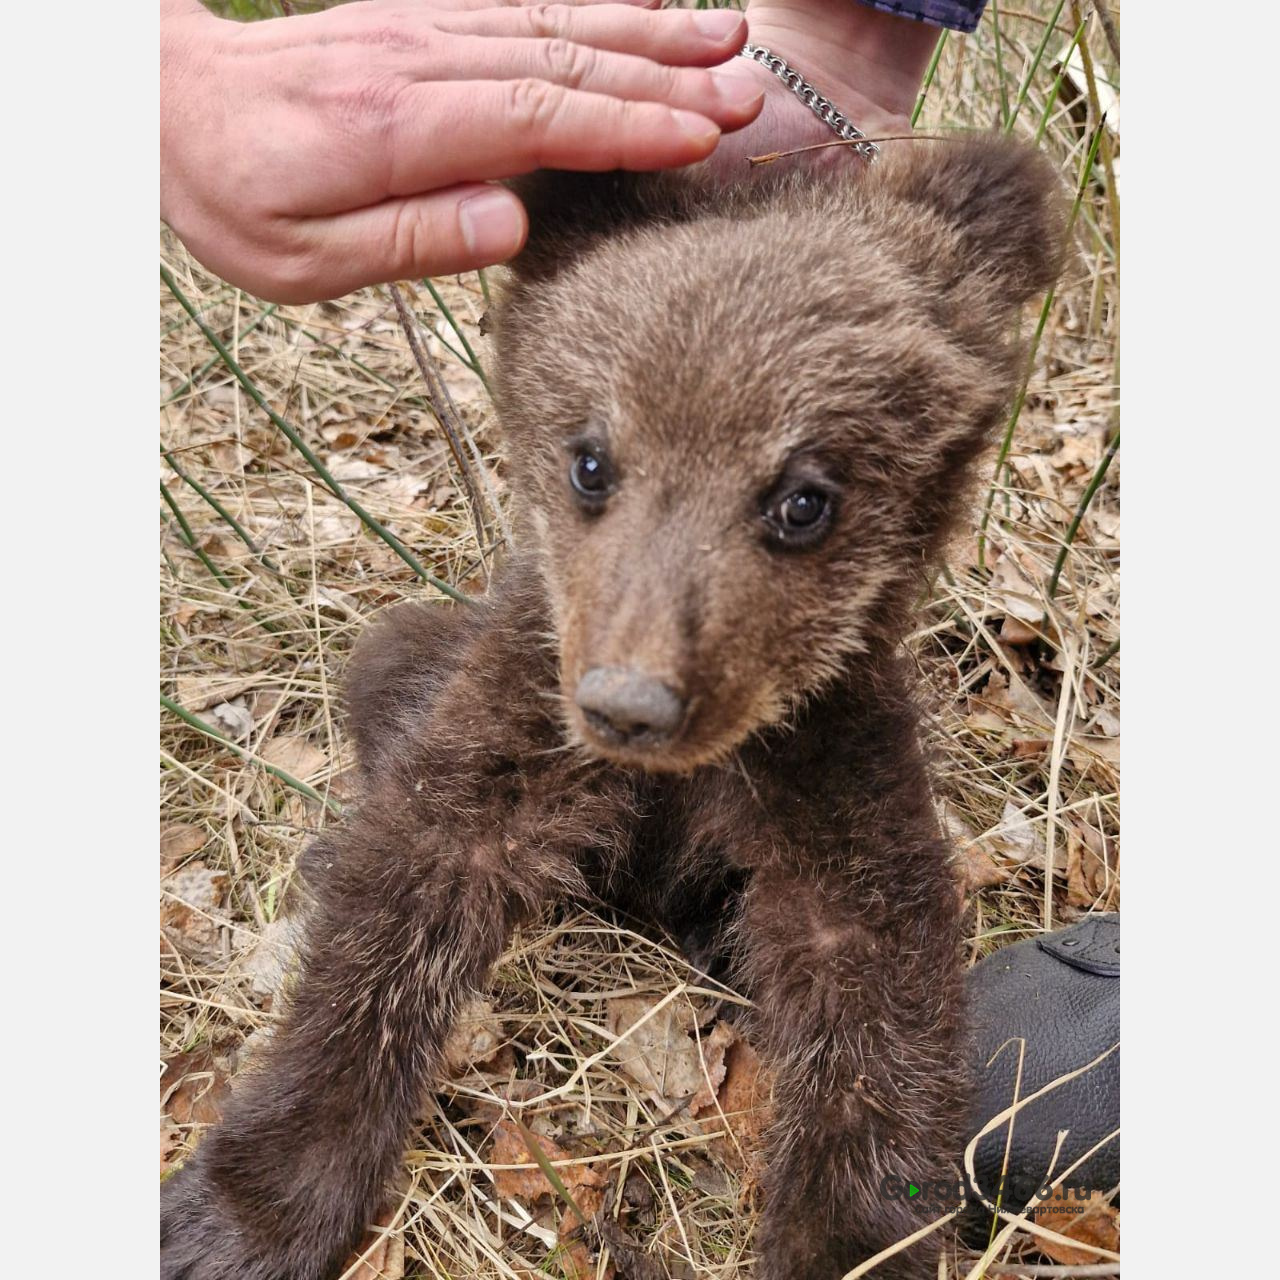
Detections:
161,137,1065,1280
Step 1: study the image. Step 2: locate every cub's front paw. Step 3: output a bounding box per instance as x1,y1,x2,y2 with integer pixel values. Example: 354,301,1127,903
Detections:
161,1163,264,1280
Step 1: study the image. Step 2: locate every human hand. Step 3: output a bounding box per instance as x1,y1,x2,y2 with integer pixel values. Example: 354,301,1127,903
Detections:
161,0,760,302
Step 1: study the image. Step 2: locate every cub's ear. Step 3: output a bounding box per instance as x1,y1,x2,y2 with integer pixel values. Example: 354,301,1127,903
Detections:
871,135,1069,305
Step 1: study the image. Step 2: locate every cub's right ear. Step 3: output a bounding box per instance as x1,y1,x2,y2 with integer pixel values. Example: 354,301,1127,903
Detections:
872,135,1069,306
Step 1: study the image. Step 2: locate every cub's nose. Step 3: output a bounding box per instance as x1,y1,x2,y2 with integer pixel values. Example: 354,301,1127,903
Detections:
574,666,686,746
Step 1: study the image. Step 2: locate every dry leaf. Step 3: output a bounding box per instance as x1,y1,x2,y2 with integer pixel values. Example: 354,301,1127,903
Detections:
175,673,259,712
443,998,506,1074
236,915,304,1001
261,734,328,781
941,804,1008,893
489,1119,606,1216
988,801,1042,865
703,1037,774,1176
161,823,207,872
984,670,1054,732
958,843,1010,893
161,862,229,965
1000,615,1041,646
1033,1188,1119,1265
989,556,1044,625
161,1043,235,1127
606,997,734,1112
341,1210,405,1280
160,1114,184,1174
208,698,254,739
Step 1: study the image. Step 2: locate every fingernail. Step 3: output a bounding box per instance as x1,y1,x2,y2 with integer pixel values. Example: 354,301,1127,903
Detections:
671,109,720,147
711,69,766,112
459,189,524,260
692,10,743,41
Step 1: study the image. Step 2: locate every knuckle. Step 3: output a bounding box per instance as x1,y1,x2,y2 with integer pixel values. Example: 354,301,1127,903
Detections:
326,74,401,135
507,78,561,135
542,38,591,90
389,202,433,276
524,4,560,39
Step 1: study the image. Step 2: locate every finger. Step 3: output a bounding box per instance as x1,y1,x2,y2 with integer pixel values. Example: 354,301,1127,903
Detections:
434,4,748,67
389,82,723,192
407,35,763,129
276,184,528,304
422,0,660,13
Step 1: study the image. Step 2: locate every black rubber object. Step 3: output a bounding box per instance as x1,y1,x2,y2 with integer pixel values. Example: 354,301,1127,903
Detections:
960,913,1119,1239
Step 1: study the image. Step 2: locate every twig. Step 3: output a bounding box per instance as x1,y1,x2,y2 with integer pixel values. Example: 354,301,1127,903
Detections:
988,1267,1120,1278
1092,0,1120,64
388,283,499,557
748,132,957,167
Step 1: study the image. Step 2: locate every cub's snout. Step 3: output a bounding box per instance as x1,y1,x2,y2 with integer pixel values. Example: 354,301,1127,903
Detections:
574,665,687,751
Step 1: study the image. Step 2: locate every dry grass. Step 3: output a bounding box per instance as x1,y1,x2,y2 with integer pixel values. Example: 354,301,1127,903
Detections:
159,3,1119,1275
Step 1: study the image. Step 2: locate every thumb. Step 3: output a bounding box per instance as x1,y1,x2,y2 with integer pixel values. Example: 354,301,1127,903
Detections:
293,184,528,301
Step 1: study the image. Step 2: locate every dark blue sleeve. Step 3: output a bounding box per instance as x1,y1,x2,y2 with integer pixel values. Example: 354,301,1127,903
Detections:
855,0,987,34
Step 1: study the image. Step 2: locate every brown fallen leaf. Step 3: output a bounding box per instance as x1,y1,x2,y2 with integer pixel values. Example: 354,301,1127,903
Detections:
983,669,1055,733
702,1037,775,1177
261,734,328,781
489,1119,606,1220
556,1239,616,1280
1000,616,1041,646
161,862,230,965
606,996,734,1113
989,556,1044,627
941,805,1010,896
958,842,1010,893
175,672,260,713
442,998,507,1075
236,915,305,1002
160,1114,184,1174
161,823,207,872
341,1210,405,1280
1032,1188,1119,1265
161,1042,235,1128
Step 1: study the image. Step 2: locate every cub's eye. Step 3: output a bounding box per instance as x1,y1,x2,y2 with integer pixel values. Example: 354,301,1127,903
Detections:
569,445,615,505
762,483,835,549
778,489,827,529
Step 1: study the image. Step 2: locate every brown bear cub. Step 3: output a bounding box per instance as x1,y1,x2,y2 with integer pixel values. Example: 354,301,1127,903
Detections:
161,137,1064,1280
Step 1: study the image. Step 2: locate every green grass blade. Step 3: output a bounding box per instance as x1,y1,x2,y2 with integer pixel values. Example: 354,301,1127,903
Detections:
977,119,1106,568
1006,0,1067,133
165,303,279,404
1047,428,1119,600
911,31,949,128
160,263,471,604
990,0,1012,130
161,693,341,814
423,278,491,397
161,444,288,579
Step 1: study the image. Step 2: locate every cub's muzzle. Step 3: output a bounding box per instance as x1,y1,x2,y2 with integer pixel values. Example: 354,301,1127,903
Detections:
574,666,686,749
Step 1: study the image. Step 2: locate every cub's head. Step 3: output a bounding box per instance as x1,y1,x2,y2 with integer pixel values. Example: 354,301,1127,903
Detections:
494,138,1065,773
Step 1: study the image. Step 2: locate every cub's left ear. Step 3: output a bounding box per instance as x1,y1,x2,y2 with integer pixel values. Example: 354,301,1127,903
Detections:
871,134,1069,306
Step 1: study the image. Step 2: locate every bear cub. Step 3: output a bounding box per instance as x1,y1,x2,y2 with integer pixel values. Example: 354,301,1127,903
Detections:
161,137,1065,1280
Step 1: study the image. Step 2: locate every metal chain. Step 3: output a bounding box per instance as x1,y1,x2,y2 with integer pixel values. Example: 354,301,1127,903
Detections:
738,43,880,164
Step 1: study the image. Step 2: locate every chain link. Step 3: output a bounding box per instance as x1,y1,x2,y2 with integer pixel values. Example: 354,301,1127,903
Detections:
738,43,880,164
